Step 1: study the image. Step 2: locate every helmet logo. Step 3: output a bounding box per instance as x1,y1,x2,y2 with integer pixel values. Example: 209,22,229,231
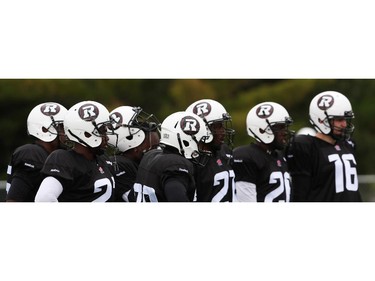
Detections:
79,104,99,121
110,112,123,129
40,103,60,116
317,95,334,110
256,104,274,119
193,102,211,117
181,116,200,135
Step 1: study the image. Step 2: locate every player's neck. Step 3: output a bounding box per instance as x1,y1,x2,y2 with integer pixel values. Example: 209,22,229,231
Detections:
73,143,96,160
255,142,273,154
35,139,57,154
315,132,336,145
123,149,141,163
199,142,215,154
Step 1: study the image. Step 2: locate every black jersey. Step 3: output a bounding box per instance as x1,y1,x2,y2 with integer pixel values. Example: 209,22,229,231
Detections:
6,143,49,202
233,143,292,202
286,135,361,202
194,144,237,202
109,155,138,202
128,148,195,202
41,149,115,202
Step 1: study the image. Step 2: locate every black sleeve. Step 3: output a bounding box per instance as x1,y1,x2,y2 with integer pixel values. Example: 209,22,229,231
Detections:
6,172,42,202
163,177,190,202
286,135,313,202
112,161,137,202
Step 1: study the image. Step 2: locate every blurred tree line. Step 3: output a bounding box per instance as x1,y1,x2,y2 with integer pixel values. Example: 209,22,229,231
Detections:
1,79,374,197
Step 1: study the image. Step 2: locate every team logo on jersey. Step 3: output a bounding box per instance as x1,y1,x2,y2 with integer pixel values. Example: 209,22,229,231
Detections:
178,168,189,173
78,103,99,121
317,95,334,110
193,102,212,118
256,104,274,119
40,103,61,116
180,116,200,135
109,112,123,130
98,166,105,174
24,162,35,168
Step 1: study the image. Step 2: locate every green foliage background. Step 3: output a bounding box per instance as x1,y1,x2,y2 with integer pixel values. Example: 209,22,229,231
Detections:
1,79,374,199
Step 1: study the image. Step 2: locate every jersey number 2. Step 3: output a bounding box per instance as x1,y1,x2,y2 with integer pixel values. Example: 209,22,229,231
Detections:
212,170,236,202
266,171,291,202
93,177,114,202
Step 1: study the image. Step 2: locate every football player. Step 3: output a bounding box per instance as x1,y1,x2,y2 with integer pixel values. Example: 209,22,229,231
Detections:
35,101,115,202
286,91,362,202
107,106,160,202
6,102,68,202
128,111,211,202
186,99,237,202
233,102,294,202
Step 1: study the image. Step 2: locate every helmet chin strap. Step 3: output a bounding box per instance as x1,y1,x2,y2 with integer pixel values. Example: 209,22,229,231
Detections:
249,118,273,145
249,127,264,144
309,117,321,133
68,129,92,148
176,133,185,157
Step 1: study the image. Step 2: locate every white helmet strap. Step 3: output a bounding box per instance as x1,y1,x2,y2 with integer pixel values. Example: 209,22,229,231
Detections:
68,129,91,148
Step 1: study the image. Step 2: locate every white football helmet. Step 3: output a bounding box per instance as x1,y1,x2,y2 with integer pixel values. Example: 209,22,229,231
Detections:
160,111,210,159
246,102,293,144
186,99,234,144
309,91,354,139
108,106,160,152
64,101,111,148
27,102,68,142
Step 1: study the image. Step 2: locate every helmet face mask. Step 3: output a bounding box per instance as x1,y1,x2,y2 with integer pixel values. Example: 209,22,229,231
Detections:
92,121,112,138
270,121,294,150
186,99,235,148
328,115,355,141
27,102,68,142
309,91,355,140
45,116,63,136
108,106,160,153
